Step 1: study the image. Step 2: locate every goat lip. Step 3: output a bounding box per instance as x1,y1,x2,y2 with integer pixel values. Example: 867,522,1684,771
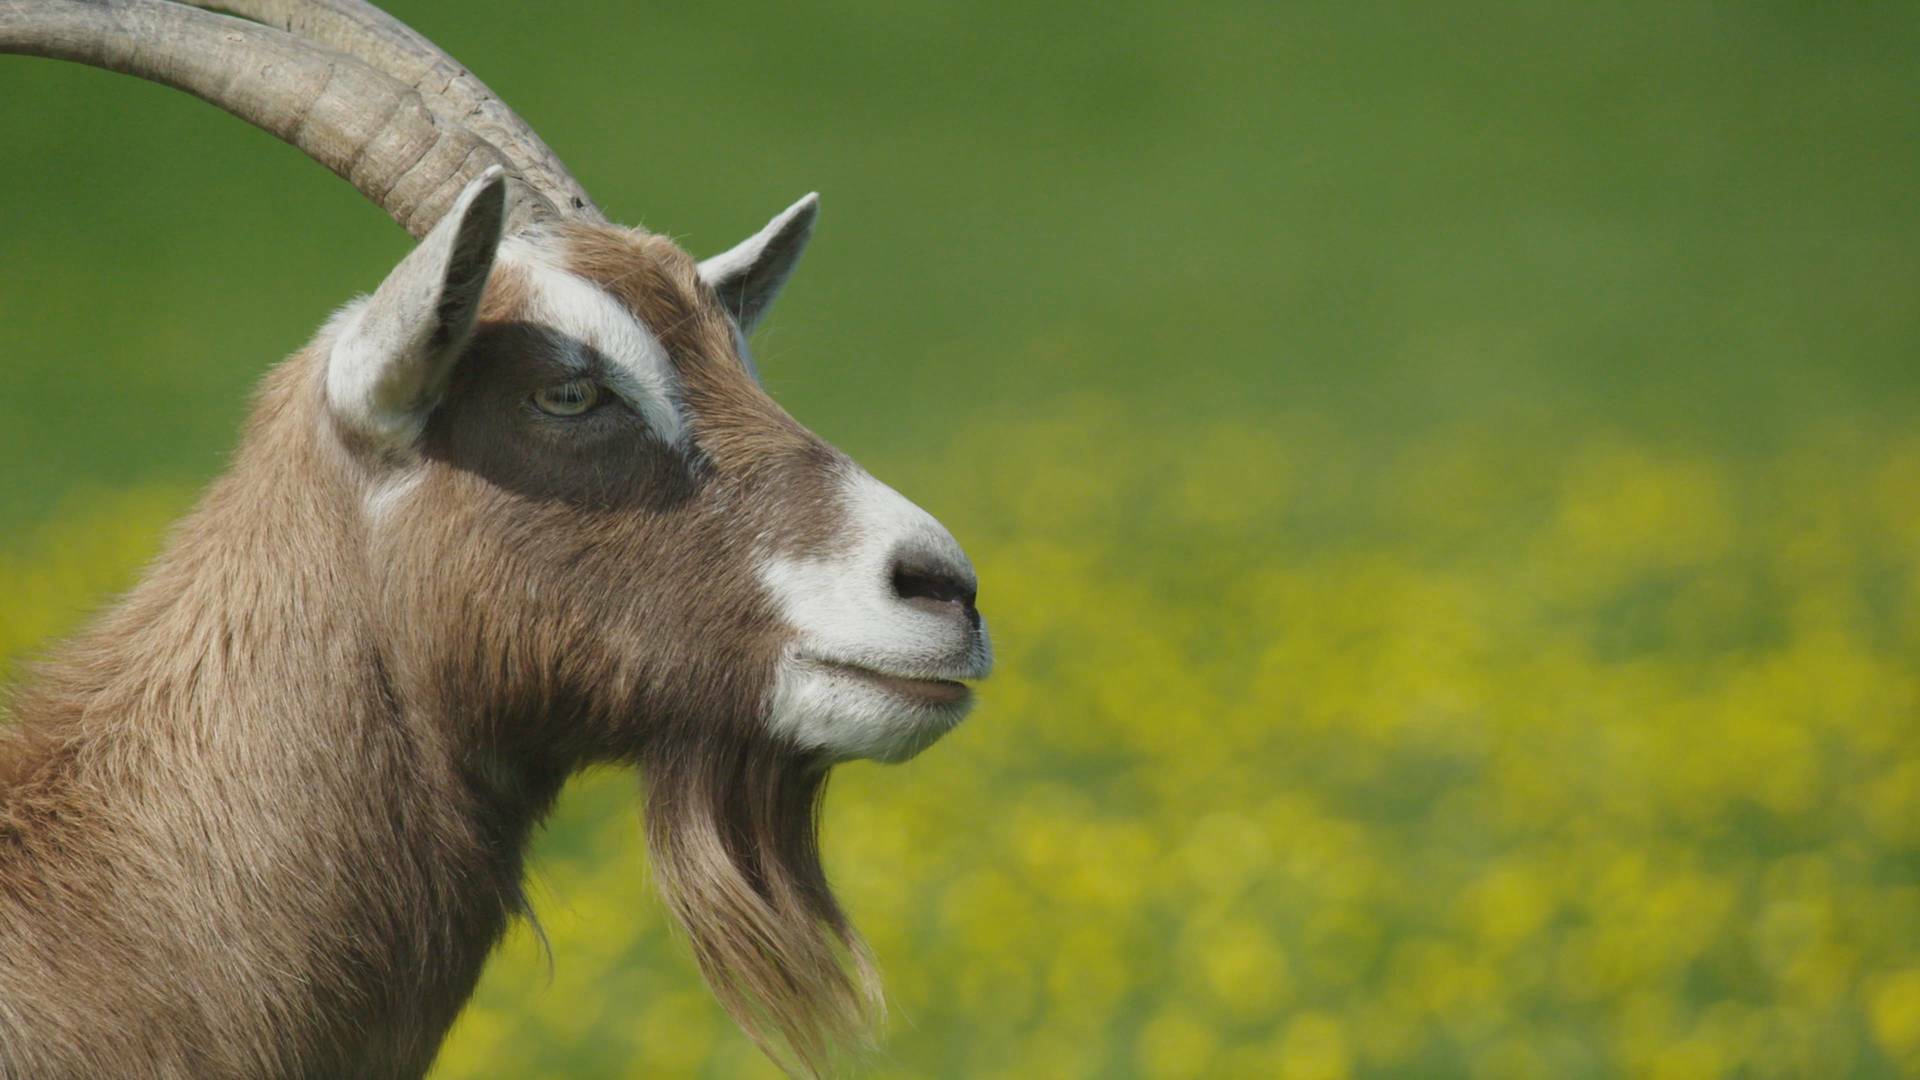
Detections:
807,659,974,707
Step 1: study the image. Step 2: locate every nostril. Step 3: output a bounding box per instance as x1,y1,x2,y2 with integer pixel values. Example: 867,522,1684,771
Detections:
891,557,977,613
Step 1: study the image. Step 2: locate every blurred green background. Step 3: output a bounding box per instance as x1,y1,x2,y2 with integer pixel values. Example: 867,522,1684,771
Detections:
4,2,1919,1077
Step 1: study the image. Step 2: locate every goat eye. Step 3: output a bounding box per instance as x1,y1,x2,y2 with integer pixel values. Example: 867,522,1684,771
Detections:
531,379,603,417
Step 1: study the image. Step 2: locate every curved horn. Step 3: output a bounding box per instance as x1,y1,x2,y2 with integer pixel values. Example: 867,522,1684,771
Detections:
0,0,551,238
184,0,601,222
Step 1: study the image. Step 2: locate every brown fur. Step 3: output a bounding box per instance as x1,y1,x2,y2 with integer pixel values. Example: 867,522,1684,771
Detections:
0,226,879,1077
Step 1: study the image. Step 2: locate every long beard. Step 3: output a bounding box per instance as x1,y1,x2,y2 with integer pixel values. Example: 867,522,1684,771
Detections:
641,732,879,1076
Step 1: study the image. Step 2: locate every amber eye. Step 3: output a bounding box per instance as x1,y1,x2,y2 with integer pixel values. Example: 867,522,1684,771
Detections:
531,379,603,417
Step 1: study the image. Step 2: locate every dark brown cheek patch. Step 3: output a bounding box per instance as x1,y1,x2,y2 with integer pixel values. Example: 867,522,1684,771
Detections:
425,320,698,512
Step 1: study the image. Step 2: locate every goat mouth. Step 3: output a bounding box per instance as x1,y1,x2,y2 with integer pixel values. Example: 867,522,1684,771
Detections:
810,660,973,707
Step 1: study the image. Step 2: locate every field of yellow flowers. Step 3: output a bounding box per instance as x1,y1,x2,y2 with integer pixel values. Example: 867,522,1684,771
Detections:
6,395,1914,1079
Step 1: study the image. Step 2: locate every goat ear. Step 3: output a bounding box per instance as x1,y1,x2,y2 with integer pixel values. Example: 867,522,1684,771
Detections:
327,167,508,445
698,193,819,334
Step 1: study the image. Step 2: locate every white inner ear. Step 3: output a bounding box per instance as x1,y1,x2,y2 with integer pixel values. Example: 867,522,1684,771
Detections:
697,192,818,335
328,306,438,445
500,239,689,446
326,169,506,446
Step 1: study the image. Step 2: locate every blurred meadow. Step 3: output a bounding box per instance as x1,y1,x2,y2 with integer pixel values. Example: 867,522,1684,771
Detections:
4,1,1920,1077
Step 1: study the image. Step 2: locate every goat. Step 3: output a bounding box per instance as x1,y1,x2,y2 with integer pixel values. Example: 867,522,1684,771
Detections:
0,2,992,1076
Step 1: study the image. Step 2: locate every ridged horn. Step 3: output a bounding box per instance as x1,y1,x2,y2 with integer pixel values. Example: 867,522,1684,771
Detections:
184,0,601,222
0,0,552,237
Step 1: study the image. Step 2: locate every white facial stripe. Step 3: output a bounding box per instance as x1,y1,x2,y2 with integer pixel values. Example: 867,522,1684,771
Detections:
758,467,992,761
499,239,689,446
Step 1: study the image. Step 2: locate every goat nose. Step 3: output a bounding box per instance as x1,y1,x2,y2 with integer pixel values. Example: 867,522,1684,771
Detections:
889,550,978,619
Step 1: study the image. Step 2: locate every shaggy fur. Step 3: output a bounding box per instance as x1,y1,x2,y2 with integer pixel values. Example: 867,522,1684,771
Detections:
0,226,884,1077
